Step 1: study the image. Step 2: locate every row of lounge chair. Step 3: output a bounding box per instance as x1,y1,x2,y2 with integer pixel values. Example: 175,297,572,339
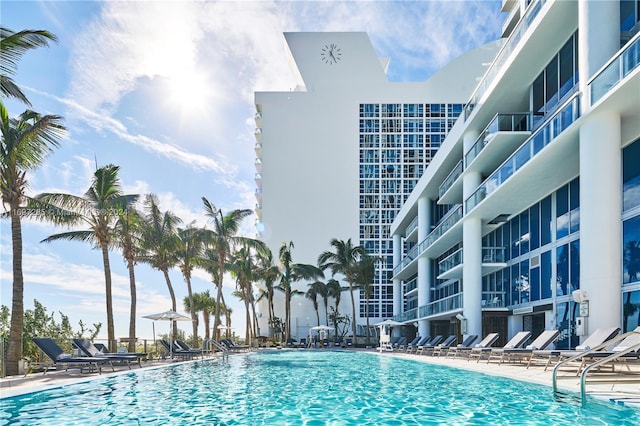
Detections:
382,326,640,374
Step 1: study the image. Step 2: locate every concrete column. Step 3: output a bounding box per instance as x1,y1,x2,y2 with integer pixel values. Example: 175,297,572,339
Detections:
579,111,622,332
393,233,402,317
578,0,620,109
462,130,482,338
417,195,431,337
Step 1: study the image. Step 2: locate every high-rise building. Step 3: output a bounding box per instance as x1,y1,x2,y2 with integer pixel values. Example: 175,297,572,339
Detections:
254,32,501,339
391,0,640,348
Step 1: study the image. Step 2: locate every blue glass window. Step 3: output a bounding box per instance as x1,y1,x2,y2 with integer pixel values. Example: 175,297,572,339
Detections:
624,215,640,285
623,290,640,332
541,250,552,299
623,138,640,211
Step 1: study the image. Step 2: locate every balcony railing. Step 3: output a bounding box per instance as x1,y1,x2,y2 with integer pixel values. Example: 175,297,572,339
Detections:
405,216,418,238
463,0,546,120
404,277,417,294
465,113,531,167
393,308,417,322
438,160,463,199
438,248,463,276
466,94,580,212
419,293,463,317
590,31,640,105
418,204,463,252
482,246,506,263
482,292,506,308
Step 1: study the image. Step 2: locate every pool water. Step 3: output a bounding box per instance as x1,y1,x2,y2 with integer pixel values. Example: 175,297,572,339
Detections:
1,350,639,425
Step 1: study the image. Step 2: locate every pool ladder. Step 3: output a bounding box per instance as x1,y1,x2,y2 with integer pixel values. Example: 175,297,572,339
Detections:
552,330,640,407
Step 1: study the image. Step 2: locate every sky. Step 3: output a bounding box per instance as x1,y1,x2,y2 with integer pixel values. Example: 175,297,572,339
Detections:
0,0,503,343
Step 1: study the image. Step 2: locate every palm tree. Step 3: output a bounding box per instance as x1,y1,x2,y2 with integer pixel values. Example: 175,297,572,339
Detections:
174,224,204,347
254,247,279,335
36,164,137,352
306,281,325,326
0,104,65,375
352,253,379,346
276,241,324,341
138,194,182,340
318,238,366,343
1,27,57,105
114,205,142,353
201,196,262,339
326,278,344,336
229,244,258,342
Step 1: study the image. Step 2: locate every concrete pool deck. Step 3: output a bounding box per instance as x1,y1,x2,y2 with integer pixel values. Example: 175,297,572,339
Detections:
1,348,639,409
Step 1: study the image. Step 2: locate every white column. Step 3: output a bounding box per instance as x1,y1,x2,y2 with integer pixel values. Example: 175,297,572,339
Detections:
393,233,402,317
579,111,622,332
578,0,620,109
417,195,431,337
462,130,482,338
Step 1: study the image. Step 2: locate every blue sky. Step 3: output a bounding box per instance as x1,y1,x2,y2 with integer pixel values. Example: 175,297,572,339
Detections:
1,0,502,342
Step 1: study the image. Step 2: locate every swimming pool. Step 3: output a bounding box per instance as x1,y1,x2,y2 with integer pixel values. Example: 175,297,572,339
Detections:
1,350,639,425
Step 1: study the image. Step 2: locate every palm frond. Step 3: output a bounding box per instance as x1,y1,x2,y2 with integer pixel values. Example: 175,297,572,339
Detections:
41,230,96,245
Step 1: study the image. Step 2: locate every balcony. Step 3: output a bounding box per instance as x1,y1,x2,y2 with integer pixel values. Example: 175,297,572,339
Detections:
437,248,463,280
255,188,262,203
463,0,546,120
255,142,262,157
438,160,463,204
465,93,580,213
482,246,507,275
255,158,262,173
482,292,506,309
404,216,418,241
255,173,262,187
254,127,262,142
255,111,262,127
590,31,640,105
393,308,417,323
419,293,463,318
464,113,531,175
404,277,418,296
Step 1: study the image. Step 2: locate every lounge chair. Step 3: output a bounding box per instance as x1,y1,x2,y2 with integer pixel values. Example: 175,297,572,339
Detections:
447,332,499,359
175,340,208,357
562,326,640,373
160,339,198,360
406,336,430,354
487,330,560,364
345,338,353,348
392,337,407,350
470,331,531,363
527,327,621,370
298,338,308,348
221,338,250,351
400,336,421,352
428,335,458,357
334,337,342,347
93,342,148,360
285,338,296,347
416,335,443,355
33,337,112,374
73,338,141,368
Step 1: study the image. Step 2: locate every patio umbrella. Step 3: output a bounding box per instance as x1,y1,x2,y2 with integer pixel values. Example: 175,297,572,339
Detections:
143,310,192,358
310,325,333,345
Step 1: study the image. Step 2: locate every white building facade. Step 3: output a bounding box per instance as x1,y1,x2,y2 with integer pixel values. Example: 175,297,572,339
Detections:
391,0,640,348
254,32,501,340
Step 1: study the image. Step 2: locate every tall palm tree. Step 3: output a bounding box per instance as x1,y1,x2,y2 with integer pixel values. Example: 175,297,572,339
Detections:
36,164,137,352
229,244,258,342
352,253,379,346
201,196,262,339
0,104,65,375
174,224,204,347
254,247,279,335
138,194,182,340
1,27,57,105
326,278,344,336
114,205,142,353
277,241,324,341
306,282,321,326
318,238,366,343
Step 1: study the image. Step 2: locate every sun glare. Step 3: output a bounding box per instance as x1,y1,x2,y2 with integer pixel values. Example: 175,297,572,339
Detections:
164,68,212,116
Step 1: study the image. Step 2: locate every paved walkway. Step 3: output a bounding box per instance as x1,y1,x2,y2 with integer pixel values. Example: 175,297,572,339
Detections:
1,348,639,409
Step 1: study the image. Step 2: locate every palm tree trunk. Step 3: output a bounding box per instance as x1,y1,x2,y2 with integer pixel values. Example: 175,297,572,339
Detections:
213,279,223,340
127,258,137,353
185,274,198,347
285,288,291,341
349,282,357,343
162,269,178,340
244,298,251,342
101,244,116,352
203,310,211,340
7,211,24,376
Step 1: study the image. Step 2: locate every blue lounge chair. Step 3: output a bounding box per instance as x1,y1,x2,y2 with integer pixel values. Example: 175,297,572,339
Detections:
416,335,443,355
407,336,430,354
488,330,560,364
73,338,141,368
93,342,148,360
175,340,207,357
428,335,458,357
33,337,112,374
400,336,421,352
160,339,198,360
